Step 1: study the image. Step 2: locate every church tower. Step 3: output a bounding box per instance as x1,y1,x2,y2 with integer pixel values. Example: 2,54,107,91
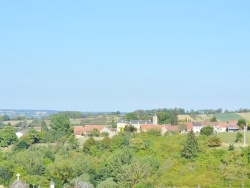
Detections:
153,111,158,125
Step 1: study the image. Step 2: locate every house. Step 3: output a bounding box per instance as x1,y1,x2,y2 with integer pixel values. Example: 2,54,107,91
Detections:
100,127,116,137
140,124,163,134
160,124,179,134
74,126,85,138
186,122,193,132
117,112,158,132
81,125,104,136
192,122,203,133
227,124,239,132
218,122,227,132
201,122,220,132
74,125,116,137
165,125,179,132
117,119,153,132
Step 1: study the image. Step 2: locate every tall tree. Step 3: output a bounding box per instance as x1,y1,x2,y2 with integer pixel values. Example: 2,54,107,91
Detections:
125,112,139,121
50,114,73,135
237,119,246,130
181,131,199,159
0,126,18,147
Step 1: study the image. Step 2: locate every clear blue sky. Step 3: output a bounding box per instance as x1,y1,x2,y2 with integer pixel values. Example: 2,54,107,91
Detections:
0,1,249,112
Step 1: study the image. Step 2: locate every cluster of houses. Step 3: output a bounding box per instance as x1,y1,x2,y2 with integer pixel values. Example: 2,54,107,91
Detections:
73,113,240,138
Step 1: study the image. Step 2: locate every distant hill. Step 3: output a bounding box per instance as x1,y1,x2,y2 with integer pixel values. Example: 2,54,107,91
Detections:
0,109,58,118
214,113,242,122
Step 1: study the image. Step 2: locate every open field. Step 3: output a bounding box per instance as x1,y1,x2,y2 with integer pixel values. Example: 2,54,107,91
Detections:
2,120,33,126
214,113,242,122
178,115,194,122
217,131,250,150
237,112,250,121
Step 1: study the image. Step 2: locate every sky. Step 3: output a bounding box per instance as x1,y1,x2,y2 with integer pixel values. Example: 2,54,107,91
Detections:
0,1,249,112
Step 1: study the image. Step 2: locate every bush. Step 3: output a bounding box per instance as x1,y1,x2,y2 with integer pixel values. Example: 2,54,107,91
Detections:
208,136,221,147
200,126,214,137
83,137,95,153
228,144,235,151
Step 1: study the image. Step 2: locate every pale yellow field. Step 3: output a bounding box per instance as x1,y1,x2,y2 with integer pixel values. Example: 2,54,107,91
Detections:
237,113,250,121
2,120,33,126
178,115,194,122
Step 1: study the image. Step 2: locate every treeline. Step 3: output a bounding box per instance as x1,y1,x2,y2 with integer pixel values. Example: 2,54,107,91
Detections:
125,108,180,125
52,111,85,119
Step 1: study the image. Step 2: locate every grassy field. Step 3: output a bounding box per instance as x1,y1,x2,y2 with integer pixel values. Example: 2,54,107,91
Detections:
214,113,242,122
217,131,250,150
237,112,250,121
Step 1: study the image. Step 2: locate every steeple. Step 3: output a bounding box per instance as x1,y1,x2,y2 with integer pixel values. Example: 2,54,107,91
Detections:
153,110,158,125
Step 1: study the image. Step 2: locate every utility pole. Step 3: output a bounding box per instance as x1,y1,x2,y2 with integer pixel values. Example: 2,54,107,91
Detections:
244,125,246,147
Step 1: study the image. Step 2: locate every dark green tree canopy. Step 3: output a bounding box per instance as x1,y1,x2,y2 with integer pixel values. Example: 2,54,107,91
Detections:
237,119,246,130
200,126,214,137
50,114,73,135
0,126,18,147
125,112,139,121
181,131,199,159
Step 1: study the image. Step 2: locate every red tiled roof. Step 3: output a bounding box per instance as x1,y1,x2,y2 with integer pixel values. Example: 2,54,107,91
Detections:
166,125,179,132
219,122,227,127
228,120,238,124
201,122,219,127
83,125,104,132
74,126,85,135
141,124,163,131
186,122,192,130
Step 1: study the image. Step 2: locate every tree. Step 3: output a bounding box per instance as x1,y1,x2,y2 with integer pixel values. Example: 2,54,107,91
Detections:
210,116,217,122
50,114,73,136
170,109,178,125
123,125,137,132
200,126,214,137
41,120,48,132
83,137,95,153
125,112,139,121
157,112,170,124
0,115,10,121
178,123,187,132
97,178,117,188
101,137,111,149
208,136,221,147
237,119,246,130
235,132,243,143
228,144,235,151
129,138,145,151
181,131,199,159
0,126,18,147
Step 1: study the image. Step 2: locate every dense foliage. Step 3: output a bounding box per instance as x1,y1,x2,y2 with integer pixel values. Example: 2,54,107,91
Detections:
1,129,250,187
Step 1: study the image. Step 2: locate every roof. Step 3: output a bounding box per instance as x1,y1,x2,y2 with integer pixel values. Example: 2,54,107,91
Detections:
219,122,227,127
141,124,163,131
74,126,85,135
166,125,179,132
117,119,152,124
186,122,192,130
227,124,239,129
228,120,238,124
201,122,219,127
83,125,105,132
192,122,202,127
